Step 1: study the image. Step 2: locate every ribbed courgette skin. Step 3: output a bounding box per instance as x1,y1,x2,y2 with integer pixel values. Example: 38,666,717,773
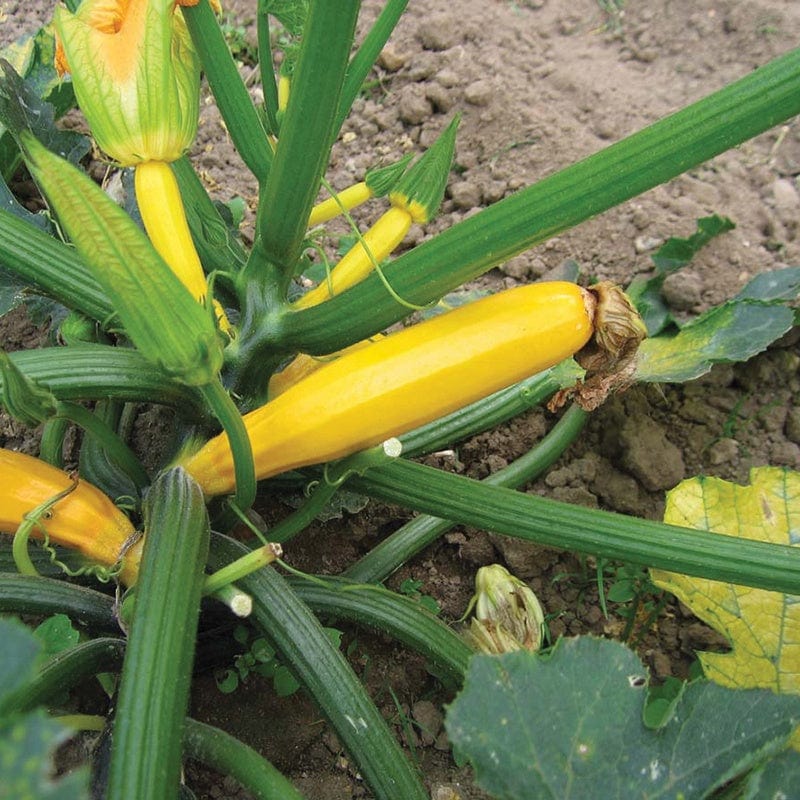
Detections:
107,467,210,800
0,449,141,584
182,281,594,495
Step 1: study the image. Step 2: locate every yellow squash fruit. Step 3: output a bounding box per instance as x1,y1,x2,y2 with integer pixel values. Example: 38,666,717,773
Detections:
134,160,231,332
293,206,413,309
181,281,596,496
0,449,141,585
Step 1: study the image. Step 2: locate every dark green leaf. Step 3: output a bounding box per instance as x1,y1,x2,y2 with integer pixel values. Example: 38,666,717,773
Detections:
651,214,735,273
0,617,40,705
735,266,800,301
627,214,736,336
262,0,309,38
744,748,800,798
0,618,90,799
0,25,78,180
446,637,800,800
0,169,52,230
0,711,90,799
0,59,88,169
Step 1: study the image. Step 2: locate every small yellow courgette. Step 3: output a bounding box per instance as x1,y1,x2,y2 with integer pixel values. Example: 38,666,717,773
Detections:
293,205,413,310
308,182,373,228
182,281,596,496
0,449,141,584
134,160,231,332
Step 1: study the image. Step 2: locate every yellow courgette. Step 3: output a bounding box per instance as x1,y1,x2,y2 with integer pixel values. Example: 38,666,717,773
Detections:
292,205,413,309
181,281,596,495
308,182,373,228
267,335,384,398
0,449,141,585
134,160,231,332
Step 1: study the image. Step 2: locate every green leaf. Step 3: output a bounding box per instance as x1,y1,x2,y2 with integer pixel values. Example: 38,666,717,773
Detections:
446,637,800,800
627,214,735,336
0,618,90,799
33,614,80,663
0,26,80,180
0,712,90,799
652,215,736,273
635,298,796,383
262,0,309,38
0,618,40,705
735,266,800,301
651,469,800,745
0,58,88,173
744,748,800,797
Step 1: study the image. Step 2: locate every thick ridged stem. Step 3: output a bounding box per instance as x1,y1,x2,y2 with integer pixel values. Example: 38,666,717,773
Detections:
208,534,429,800
349,459,800,594
346,404,588,584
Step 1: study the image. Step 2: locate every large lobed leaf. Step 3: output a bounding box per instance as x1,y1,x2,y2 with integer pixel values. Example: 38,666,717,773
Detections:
651,468,800,742
446,636,800,799
0,617,90,799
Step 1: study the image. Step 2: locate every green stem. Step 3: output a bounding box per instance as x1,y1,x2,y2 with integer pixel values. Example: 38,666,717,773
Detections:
288,574,472,683
39,416,70,468
251,0,360,286
57,401,150,493
0,573,118,631
108,469,210,800
349,456,800,595
256,1,280,135
203,543,281,595
268,440,403,544
335,0,409,132
199,379,256,512
0,637,125,716
0,210,112,322
183,718,303,800
183,0,272,182
280,46,800,354
346,404,588,583
1,345,204,415
210,583,253,618
171,156,247,280
208,533,429,800
399,362,579,458
78,400,141,505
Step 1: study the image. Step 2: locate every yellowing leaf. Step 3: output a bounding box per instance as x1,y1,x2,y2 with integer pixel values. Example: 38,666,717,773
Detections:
651,467,800,744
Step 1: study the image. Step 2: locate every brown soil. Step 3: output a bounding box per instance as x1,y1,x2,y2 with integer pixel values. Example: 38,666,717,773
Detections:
3,1,800,798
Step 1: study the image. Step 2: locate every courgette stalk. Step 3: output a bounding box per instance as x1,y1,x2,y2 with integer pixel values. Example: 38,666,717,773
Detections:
181,281,596,495
0,637,125,717
288,575,472,683
0,573,117,632
183,718,303,800
208,533,429,800
107,467,210,800
346,403,589,584
350,459,800,595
